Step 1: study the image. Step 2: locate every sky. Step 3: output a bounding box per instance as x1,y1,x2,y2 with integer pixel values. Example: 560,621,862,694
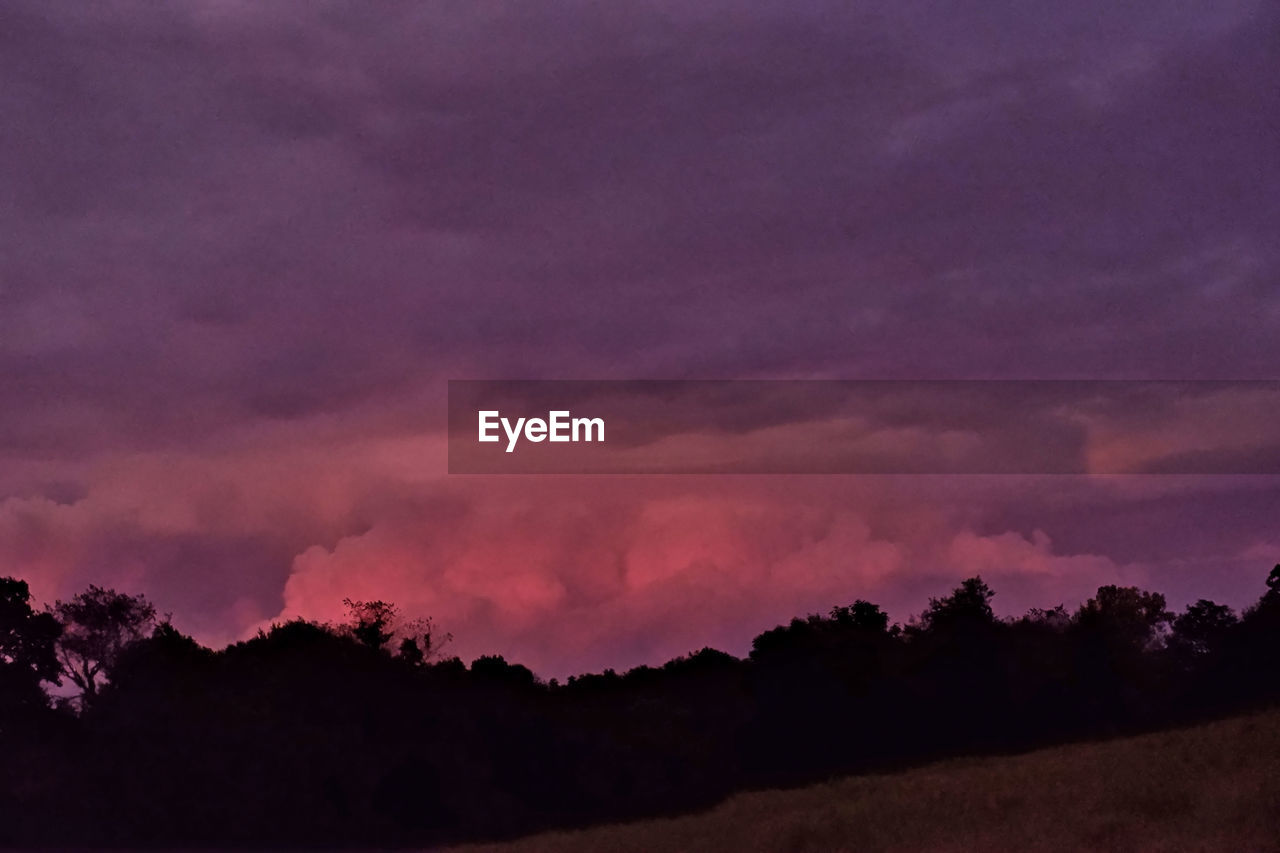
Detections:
2,0,1278,678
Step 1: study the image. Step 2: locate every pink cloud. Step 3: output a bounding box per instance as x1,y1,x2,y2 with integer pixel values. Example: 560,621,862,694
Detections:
3,416,1275,678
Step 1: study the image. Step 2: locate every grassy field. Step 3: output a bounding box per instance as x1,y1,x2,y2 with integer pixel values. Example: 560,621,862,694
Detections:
452,710,1280,852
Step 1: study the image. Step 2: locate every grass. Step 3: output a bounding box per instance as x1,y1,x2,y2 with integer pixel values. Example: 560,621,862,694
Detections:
450,710,1280,852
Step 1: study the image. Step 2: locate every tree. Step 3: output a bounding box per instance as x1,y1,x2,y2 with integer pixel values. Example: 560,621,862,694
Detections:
397,635,425,666
831,600,891,633
0,577,62,725
1258,564,1280,613
1171,599,1237,658
1074,585,1172,651
1240,564,1280,627
343,599,451,662
53,585,157,707
470,654,538,688
344,598,398,652
1236,565,1280,694
395,616,452,666
920,576,997,633
1,577,61,681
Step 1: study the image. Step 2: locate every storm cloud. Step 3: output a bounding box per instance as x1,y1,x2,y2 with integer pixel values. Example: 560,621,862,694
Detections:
2,0,1277,675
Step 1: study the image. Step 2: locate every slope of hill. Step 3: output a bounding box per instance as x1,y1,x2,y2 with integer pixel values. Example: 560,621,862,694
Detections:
453,709,1280,852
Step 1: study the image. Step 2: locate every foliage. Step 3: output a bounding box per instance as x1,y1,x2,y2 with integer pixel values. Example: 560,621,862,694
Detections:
0,577,63,730
0,577,61,682
344,598,398,651
343,598,452,663
2,568,1279,847
52,585,157,706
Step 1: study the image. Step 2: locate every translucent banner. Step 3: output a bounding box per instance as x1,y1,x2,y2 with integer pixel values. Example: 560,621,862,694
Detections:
447,380,1280,474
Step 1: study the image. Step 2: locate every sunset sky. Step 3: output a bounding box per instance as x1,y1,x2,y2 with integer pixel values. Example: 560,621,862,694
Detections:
2,0,1278,678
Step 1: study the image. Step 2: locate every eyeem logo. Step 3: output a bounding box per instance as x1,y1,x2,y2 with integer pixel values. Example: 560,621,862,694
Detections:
478,410,605,453
451,379,1280,474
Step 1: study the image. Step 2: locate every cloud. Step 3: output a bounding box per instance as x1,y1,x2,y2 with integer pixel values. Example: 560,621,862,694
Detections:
271,486,912,676
1,0,1277,674
944,529,1137,613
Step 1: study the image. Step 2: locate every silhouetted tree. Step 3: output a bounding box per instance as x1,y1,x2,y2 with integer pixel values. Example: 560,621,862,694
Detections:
1230,565,1280,705
1068,585,1174,726
53,585,157,707
343,599,451,664
0,577,62,728
471,654,538,688
1255,564,1280,616
1,577,61,682
1075,585,1172,651
397,636,426,666
344,598,397,651
919,576,997,633
1019,604,1071,630
904,577,1008,748
396,615,452,665
831,599,891,632
1171,599,1237,658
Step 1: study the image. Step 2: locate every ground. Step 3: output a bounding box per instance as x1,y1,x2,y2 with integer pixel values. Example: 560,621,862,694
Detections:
452,709,1280,852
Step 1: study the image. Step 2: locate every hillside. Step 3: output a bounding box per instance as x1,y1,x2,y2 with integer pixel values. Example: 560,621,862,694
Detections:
453,709,1280,853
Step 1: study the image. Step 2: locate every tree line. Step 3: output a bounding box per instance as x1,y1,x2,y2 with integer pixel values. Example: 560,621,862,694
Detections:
2,566,1279,847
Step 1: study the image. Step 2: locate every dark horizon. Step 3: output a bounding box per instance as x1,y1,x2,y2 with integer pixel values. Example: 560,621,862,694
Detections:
4,565,1280,848
11,558,1280,683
